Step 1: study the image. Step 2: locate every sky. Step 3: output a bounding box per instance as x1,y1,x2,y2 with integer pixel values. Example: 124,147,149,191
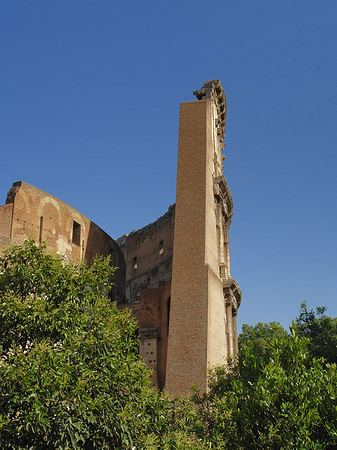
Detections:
1,0,336,332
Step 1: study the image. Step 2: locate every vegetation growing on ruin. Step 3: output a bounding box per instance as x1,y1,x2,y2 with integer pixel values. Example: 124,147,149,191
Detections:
1,242,337,449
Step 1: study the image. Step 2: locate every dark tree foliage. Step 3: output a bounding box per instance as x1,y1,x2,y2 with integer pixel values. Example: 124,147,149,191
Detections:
238,322,288,382
0,242,154,448
2,241,337,449
194,330,337,449
294,301,337,364
239,321,288,352
0,241,205,450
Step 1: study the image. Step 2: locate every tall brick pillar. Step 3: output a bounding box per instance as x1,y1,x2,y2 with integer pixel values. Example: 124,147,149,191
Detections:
165,80,241,398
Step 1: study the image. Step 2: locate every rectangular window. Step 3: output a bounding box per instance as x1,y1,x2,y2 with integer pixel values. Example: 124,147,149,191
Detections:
133,256,138,270
39,216,43,244
158,240,164,255
72,221,81,246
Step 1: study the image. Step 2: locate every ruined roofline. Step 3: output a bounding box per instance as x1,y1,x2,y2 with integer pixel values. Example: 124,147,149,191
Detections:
5,181,23,204
5,181,88,221
193,79,227,141
116,204,175,248
5,181,82,212
3,181,114,243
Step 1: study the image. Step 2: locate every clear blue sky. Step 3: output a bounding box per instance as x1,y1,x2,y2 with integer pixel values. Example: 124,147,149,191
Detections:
1,0,336,331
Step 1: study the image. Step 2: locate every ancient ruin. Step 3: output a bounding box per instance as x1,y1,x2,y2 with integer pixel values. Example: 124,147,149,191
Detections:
0,80,241,397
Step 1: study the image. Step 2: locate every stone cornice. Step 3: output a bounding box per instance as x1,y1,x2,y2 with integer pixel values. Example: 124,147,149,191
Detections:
213,175,233,224
223,278,242,311
193,79,227,141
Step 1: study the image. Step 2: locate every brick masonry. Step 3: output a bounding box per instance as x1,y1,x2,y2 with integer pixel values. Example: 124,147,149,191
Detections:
0,80,241,397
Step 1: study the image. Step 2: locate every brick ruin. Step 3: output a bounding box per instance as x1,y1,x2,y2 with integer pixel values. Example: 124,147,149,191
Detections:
0,80,241,397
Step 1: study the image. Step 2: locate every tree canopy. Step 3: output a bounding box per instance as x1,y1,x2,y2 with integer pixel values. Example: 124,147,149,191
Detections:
1,241,337,449
195,329,337,449
294,301,337,364
0,241,162,449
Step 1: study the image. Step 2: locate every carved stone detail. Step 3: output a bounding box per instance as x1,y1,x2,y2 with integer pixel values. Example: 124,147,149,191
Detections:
193,79,227,142
213,175,233,224
194,80,227,178
223,278,242,313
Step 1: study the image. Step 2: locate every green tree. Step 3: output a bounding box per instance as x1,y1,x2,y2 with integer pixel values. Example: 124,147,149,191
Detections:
239,321,288,352
238,322,288,382
294,301,337,364
195,330,337,449
0,241,206,450
0,241,161,449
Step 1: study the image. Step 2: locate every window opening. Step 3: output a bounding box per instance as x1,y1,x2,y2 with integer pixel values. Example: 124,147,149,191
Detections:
72,221,81,246
133,256,138,270
158,240,164,255
39,216,43,244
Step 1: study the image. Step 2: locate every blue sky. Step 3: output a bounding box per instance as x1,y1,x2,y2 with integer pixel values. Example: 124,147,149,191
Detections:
1,0,336,331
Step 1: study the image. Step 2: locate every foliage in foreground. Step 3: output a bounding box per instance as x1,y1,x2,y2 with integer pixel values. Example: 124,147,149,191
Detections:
0,241,198,449
239,302,337,368
195,327,337,449
294,301,337,364
1,241,337,449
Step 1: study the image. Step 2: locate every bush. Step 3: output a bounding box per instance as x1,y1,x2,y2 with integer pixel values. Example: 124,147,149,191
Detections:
194,329,337,449
0,241,155,449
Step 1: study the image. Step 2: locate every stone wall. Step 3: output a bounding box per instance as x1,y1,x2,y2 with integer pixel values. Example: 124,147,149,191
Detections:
119,283,171,388
0,203,13,249
117,204,174,302
117,205,174,388
0,80,241,396
166,80,241,397
0,181,125,302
